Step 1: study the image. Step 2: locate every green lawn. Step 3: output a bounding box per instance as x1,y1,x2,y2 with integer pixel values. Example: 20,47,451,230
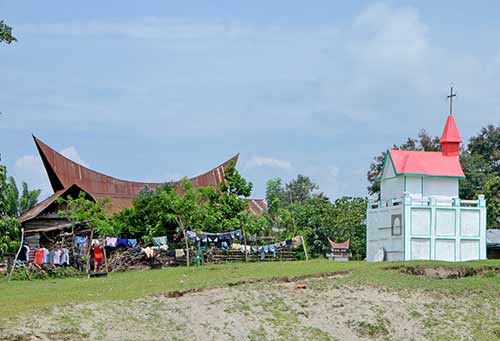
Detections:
1,259,500,319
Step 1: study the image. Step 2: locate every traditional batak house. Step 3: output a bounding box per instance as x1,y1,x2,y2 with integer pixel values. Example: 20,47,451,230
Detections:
18,136,266,246
366,92,487,262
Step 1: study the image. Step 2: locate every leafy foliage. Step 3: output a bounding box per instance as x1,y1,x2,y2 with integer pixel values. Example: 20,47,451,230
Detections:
459,152,495,199
292,196,367,259
0,163,21,259
0,20,16,44
0,216,20,260
5,176,41,217
57,192,114,236
265,176,367,258
484,177,500,229
467,125,500,173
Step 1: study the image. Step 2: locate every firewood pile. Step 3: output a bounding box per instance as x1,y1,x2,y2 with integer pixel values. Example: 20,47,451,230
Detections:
107,249,177,272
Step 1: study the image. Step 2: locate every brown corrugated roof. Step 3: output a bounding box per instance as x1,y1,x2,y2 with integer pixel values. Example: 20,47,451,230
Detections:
31,136,239,213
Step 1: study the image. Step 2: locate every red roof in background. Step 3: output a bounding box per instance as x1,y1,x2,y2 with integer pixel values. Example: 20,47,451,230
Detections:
388,149,464,177
328,239,350,249
440,115,462,143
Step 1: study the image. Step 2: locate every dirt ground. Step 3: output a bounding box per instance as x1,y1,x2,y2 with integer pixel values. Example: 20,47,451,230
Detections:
1,273,499,340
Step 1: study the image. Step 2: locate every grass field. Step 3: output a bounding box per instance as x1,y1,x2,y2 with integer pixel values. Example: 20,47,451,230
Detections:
2,259,500,317
2,260,500,339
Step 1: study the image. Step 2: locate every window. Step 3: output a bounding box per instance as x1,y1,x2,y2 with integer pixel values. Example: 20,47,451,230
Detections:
392,214,402,236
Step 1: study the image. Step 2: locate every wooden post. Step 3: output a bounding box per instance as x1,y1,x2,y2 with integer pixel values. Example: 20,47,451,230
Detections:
300,236,308,261
86,229,94,276
177,217,189,267
241,222,249,262
183,229,190,268
103,239,109,274
8,228,25,282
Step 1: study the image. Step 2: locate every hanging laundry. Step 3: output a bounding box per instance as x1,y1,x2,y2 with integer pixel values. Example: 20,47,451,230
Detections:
42,248,50,264
93,245,104,264
28,248,36,262
53,249,63,265
269,244,277,258
105,237,118,247
240,245,251,254
19,244,29,262
127,239,138,248
175,249,185,257
61,248,70,265
143,247,155,259
34,249,44,265
152,236,168,247
48,250,55,264
117,238,128,248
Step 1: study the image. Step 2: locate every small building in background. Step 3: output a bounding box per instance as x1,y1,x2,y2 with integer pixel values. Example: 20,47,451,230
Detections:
366,113,487,262
327,239,351,261
486,229,500,259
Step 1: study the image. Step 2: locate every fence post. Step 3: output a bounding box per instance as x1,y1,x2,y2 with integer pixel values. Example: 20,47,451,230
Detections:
8,228,24,282
300,236,308,261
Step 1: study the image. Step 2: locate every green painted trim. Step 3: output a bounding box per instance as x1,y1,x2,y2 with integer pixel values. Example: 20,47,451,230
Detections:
401,173,465,179
421,177,424,197
403,199,406,260
403,176,407,192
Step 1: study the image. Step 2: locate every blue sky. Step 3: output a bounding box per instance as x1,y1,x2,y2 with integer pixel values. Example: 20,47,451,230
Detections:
1,1,499,200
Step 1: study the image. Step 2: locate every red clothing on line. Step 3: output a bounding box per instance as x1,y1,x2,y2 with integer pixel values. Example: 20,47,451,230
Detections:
34,249,44,265
93,246,104,263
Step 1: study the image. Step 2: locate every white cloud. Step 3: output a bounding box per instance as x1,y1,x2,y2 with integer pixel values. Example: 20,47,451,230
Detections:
302,165,340,200
60,146,89,168
13,154,52,198
245,156,292,171
12,146,89,199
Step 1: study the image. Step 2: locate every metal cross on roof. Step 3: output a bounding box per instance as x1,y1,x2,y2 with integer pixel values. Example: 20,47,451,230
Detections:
447,85,457,115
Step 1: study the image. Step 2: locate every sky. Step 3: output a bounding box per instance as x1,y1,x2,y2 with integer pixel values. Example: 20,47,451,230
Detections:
1,1,499,201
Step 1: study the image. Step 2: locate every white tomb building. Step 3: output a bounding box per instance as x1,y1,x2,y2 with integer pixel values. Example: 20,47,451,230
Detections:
366,113,487,261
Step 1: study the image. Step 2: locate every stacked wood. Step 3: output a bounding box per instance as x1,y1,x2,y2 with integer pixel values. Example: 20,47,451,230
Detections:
107,249,177,272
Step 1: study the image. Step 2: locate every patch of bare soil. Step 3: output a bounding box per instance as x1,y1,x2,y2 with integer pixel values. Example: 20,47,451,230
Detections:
400,265,500,279
1,273,499,340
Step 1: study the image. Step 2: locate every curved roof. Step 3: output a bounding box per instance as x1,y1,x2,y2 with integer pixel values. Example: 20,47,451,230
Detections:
33,136,239,212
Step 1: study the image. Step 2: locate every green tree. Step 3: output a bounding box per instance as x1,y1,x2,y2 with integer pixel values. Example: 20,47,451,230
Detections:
0,20,16,44
0,217,20,260
0,163,21,260
287,194,367,259
367,130,440,195
265,178,284,215
467,125,500,173
283,174,318,205
483,177,500,229
459,152,495,199
57,192,114,236
5,176,41,217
